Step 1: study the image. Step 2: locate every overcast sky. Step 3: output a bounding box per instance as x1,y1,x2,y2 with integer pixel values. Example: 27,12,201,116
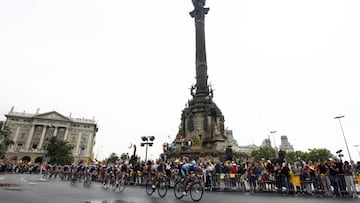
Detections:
1,0,359,162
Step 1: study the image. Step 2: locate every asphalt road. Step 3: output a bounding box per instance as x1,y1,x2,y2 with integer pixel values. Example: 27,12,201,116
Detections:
0,174,358,203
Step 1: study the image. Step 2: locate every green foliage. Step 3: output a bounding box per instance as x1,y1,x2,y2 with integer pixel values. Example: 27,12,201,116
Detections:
120,152,129,161
104,152,119,164
0,124,14,158
250,147,334,163
250,147,276,161
285,151,307,163
46,136,74,165
0,125,14,147
305,148,333,162
0,143,6,158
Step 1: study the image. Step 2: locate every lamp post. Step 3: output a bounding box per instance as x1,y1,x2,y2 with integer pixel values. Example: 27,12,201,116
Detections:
334,115,353,163
141,136,155,162
270,131,277,157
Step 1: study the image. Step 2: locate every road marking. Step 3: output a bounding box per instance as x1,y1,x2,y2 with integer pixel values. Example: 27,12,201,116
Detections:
0,177,5,180
21,176,37,185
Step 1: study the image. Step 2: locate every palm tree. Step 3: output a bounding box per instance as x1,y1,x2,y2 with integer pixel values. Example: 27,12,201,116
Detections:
0,122,14,158
46,136,73,165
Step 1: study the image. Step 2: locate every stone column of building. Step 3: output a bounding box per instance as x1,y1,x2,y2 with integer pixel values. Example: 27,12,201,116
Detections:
86,133,94,156
75,132,82,156
53,127,58,137
63,128,69,141
25,125,35,151
38,126,47,150
12,126,21,151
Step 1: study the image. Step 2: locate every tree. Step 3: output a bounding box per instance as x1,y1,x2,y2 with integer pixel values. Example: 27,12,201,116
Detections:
250,147,276,161
286,150,307,163
0,123,14,158
104,152,119,164
120,152,129,161
305,148,333,162
46,136,73,165
274,148,333,163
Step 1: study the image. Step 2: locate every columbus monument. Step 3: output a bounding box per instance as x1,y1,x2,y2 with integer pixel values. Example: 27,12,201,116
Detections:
166,0,239,161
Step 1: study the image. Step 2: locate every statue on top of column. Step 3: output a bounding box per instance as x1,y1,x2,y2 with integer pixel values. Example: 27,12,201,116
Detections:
190,0,209,19
192,0,206,8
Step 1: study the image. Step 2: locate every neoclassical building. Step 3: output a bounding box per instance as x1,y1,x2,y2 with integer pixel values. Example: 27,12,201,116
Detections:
3,107,98,163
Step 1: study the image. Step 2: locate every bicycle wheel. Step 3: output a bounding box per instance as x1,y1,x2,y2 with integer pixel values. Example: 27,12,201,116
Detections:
174,181,184,199
146,183,155,196
70,175,77,185
111,181,118,191
190,182,204,202
105,179,111,189
157,179,167,198
83,176,92,187
118,178,126,192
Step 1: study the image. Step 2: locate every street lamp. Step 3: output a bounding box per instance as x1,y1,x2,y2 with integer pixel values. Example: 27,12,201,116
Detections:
140,136,155,162
334,116,353,163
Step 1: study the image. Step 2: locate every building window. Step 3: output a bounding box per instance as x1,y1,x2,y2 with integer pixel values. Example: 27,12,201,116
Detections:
32,144,38,150
16,144,22,152
20,132,26,138
71,135,77,143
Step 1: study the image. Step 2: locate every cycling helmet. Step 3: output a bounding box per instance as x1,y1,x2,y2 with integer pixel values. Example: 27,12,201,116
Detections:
191,160,197,168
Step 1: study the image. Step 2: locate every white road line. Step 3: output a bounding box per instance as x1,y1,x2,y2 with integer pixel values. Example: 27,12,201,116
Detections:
0,177,5,180
21,176,37,185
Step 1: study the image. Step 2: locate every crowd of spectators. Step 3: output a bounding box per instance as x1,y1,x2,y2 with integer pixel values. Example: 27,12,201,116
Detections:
0,159,40,174
1,157,360,198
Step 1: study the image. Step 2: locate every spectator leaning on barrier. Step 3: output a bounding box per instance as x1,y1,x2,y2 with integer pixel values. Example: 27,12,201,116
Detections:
343,160,356,198
356,161,360,185
229,162,237,190
291,161,302,194
281,160,291,193
318,158,332,196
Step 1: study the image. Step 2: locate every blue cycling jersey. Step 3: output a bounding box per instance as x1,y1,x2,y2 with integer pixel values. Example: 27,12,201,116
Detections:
181,163,197,177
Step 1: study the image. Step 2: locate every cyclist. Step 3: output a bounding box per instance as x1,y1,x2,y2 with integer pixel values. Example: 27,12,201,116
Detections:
181,160,198,195
118,161,129,183
150,160,159,189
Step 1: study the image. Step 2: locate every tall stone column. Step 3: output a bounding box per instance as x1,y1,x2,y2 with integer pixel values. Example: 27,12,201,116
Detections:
86,133,93,156
12,126,21,151
75,132,82,155
63,128,69,141
53,127,58,137
25,125,35,151
190,0,209,96
38,126,47,149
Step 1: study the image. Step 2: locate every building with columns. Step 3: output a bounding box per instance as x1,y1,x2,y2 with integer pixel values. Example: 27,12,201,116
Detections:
2,107,98,163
